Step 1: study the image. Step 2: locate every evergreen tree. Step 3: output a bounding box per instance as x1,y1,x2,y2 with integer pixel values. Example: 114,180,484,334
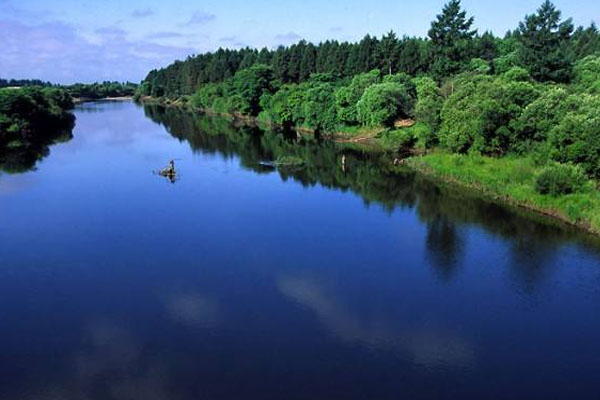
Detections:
398,37,430,75
300,43,317,82
570,23,600,60
475,31,498,61
428,0,477,80
377,31,400,75
516,0,574,83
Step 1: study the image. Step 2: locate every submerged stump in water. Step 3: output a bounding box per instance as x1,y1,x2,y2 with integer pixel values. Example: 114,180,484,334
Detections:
157,159,177,183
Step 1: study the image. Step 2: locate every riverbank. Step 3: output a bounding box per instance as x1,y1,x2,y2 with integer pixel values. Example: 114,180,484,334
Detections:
137,96,600,236
404,153,600,235
136,96,397,149
73,96,133,104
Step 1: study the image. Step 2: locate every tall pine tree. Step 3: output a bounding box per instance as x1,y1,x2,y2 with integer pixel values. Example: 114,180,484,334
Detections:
516,0,574,83
428,0,477,80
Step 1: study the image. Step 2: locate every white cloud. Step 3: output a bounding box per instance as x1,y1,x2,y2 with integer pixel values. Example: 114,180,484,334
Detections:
185,11,216,26
274,32,302,44
0,19,196,83
131,9,154,18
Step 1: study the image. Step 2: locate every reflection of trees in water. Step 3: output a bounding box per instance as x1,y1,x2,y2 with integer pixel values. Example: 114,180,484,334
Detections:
144,105,600,287
0,121,74,174
508,237,557,294
425,218,463,282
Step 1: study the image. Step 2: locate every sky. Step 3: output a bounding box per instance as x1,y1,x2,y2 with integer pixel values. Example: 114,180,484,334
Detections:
1,0,598,84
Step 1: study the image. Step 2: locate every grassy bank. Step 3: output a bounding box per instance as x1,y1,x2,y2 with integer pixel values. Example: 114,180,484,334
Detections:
138,96,600,235
405,152,600,234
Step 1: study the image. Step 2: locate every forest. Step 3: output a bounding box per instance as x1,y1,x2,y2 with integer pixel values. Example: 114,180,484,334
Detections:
138,1,599,181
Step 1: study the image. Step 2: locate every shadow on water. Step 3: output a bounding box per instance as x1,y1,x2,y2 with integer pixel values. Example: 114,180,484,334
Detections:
2,101,600,400
0,117,74,174
143,104,600,289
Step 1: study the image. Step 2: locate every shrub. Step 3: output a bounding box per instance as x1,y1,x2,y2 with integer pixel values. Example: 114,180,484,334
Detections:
413,76,443,147
535,164,587,196
438,73,540,154
335,70,381,125
357,82,413,127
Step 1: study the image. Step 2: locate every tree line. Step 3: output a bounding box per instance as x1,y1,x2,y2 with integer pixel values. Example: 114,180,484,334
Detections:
138,0,600,185
139,0,599,97
0,80,138,99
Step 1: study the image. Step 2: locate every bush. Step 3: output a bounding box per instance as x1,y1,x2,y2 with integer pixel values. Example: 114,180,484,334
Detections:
413,76,442,146
547,94,600,177
438,73,540,154
573,55,600,94
357,82,413,127
535,164,587,196
335,70,381,125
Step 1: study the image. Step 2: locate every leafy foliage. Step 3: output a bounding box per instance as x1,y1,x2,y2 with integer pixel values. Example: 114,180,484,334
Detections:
335,70,381,125
0,87,75,173
535,164,587,195
413,76,443,146
516,0,574,83
428,0,477,79
357,82,414,127
137,0,600,185
438,70,540,154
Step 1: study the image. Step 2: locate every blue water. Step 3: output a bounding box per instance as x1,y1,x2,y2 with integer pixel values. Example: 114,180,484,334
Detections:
1,100,599,399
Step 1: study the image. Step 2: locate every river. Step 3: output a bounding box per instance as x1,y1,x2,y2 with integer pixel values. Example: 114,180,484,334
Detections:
1,100,599,399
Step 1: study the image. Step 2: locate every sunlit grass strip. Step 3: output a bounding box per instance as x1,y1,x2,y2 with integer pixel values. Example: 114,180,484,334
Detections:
406,152,600,234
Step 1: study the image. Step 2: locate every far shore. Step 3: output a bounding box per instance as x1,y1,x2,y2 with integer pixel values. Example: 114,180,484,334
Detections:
73,96,133,104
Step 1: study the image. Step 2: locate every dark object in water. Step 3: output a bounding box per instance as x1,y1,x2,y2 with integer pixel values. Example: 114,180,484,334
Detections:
156,159,178,183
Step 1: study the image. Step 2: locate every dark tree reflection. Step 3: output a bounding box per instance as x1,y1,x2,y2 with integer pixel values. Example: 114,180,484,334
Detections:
0,122,74,174
143,105,600,287
425,218,463,282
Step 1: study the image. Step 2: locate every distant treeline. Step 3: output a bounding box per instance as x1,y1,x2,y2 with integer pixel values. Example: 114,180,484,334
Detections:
0,80,138,99
139,1,599,98
67,82,138,99
0,79,54,88
137,0,600,184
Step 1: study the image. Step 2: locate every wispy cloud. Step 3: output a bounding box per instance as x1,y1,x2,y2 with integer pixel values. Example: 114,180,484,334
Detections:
131,9,154,18
274,32,302,44
218,35,249,48
1,20,195,83
95,26,127,37
185,11,216,25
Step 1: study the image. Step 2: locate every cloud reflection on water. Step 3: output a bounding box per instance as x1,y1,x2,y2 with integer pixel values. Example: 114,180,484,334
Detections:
278,275,475,369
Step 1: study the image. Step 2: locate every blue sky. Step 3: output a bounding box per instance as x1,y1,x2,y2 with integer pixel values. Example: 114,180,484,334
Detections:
1,0,598,83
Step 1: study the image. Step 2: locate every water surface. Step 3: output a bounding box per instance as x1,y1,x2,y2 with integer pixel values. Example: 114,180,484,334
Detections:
1,100,599,400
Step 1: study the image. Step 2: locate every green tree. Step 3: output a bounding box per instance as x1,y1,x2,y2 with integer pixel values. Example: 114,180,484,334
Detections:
301,82,338,132
439,72,540,154
300,43,317,82
377,31,400,75
572,55,600,94
516,0,574,83
357,82,413,127
413,76,443,145
231,64,274,116
570,23,600,60
428,0,477,80
335,69,381,125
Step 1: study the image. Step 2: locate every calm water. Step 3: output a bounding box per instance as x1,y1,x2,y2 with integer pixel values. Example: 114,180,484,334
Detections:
1,100,600,400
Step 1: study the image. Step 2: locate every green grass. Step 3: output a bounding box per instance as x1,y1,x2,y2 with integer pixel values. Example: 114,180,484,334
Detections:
378,122,432,150
406,151,600,234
